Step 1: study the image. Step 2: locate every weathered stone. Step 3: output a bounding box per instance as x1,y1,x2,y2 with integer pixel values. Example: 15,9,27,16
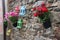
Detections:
51,11,60,23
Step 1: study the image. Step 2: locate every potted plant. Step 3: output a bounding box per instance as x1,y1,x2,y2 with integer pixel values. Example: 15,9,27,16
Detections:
32,2,51,29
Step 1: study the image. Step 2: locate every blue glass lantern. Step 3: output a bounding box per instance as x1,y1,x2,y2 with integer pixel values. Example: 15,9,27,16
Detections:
19,5,26,16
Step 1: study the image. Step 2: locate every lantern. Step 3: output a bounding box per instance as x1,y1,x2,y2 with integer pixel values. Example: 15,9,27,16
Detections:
19,5,26,16
15,6,20,13
6,29,11,36
15,6,20,11
17,19,23,29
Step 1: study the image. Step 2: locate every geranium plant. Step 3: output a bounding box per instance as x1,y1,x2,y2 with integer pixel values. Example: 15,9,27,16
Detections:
32,2,50,23
4,11,18,27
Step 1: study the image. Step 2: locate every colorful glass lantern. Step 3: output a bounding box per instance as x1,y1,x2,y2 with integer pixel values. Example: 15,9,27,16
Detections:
15,6,20,13
6,29,11,36
17,19,23,29
15,6,19,11
19,5,26,16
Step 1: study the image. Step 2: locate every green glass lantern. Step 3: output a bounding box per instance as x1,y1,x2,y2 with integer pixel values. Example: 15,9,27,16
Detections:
17,19,23,29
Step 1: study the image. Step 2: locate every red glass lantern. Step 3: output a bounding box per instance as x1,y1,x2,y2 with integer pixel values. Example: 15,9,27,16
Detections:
15,6,20,13
15,6,20,11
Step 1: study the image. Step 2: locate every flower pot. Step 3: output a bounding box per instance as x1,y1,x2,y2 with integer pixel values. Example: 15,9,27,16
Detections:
13,22,17,27
43,18,51,29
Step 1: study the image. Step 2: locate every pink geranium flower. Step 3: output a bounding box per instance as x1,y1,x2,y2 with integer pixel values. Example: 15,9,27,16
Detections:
5,12,9,18
4,12,10,21
10,11,18,17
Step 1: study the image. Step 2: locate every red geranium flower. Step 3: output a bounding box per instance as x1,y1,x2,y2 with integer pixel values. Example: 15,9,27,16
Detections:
41,6,48,12
33,12,39,17
41,2,45,7
36,6,41,11
33,11,43,17
32,7,36,11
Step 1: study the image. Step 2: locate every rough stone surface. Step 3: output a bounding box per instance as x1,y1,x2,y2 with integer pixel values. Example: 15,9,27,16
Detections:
6,0,60,40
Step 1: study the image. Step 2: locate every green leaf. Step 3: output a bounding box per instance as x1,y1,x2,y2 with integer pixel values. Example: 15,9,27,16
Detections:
4,20,8,26
38,11,51,23
9,17,17,24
